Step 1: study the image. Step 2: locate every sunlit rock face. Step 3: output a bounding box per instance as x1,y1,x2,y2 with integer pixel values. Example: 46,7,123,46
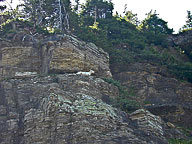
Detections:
0,34,112,80
0,46,41,79
49,36,111,78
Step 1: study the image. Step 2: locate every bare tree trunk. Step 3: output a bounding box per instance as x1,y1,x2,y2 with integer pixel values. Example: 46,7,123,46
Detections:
62,1,70,32
37,0,43,25
58,0,62,30
94,5,97,24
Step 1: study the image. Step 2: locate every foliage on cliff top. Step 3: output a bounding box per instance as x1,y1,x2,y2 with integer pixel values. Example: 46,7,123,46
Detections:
1,0,192,82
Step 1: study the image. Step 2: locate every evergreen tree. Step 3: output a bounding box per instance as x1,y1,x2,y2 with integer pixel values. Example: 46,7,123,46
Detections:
73,0,80,12
82,0,113,20
140,10,173,46
181,10,192,31
22,0,71,32
124,10,140,26
122,4,139,26
0,0,6,11
141,10,173,34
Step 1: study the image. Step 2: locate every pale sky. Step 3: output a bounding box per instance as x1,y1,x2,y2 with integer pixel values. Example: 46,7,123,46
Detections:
2,0,192,33
112,0,192,33
77,0,192,33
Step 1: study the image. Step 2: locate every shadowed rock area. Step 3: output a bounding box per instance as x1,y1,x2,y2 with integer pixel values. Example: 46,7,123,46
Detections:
112,62,192,127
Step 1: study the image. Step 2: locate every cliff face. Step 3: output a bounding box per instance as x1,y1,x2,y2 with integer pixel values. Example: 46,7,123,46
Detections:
0,34,111,80
112,63,192,128
0,74,174,144
0,34,188,144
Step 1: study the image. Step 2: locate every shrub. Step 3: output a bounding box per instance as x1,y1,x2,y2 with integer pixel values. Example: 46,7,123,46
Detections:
103,78,140,112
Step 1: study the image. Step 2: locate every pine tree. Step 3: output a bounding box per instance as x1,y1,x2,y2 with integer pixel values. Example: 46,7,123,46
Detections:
82,0,113,20
140,10,173,46
124,10,140,26
141,10,173,34
22,0,71,32
181,10,192,31
0,0,6,11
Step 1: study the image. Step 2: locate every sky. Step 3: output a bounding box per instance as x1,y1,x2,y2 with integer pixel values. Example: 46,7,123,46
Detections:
77,0,192,33
2,0,192,33
111,0,192,33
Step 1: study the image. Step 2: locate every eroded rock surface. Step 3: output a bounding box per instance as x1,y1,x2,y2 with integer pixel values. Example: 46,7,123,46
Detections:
0,35,111,80
0,33,189,143
113,63,192,127
0,75,173,144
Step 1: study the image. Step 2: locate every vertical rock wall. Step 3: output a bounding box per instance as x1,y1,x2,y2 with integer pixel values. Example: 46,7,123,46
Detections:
0,35,112,80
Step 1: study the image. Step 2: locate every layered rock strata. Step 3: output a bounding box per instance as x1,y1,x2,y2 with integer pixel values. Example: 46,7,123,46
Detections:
0,35,112,80
0,75,170,144
113,63,192,127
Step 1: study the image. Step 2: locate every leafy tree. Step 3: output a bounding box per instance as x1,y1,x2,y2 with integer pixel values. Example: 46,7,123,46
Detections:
0,1,21,32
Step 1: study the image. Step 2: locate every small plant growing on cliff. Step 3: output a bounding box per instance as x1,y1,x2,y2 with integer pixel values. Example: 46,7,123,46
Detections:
103,78,140,112
168,138,192,144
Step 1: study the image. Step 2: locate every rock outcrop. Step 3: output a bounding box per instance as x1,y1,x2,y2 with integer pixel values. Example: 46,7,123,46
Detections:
170,30,192,45
0,34,187,143
0,74,179,144
113,62,192,127
0,35,112,80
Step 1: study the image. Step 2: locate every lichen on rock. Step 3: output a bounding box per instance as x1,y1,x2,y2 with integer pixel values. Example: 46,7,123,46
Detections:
73,94,117,119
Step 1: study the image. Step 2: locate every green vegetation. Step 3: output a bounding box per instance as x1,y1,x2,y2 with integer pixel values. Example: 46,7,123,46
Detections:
1,1,192,142
1,0,192,82
178,127,192,137
168,138,192,144
181,10,192,31
0,0,6,11
103,78,140,112
168,127,192,144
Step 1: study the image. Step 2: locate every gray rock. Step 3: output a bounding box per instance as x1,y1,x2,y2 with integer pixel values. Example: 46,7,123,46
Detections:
113,62,192,127
0,75,171,144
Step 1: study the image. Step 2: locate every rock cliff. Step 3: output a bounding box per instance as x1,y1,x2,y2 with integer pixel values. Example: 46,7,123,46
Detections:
0,34,188,144
0,74,184,144
0,34,112,80
112,62,192,128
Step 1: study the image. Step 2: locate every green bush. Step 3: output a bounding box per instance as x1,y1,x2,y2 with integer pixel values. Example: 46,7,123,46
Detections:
103,78,140,112
168,62,192,82
168,138,192,144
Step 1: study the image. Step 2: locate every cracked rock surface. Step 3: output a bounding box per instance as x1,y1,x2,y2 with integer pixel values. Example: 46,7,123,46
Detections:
0,75,172,144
